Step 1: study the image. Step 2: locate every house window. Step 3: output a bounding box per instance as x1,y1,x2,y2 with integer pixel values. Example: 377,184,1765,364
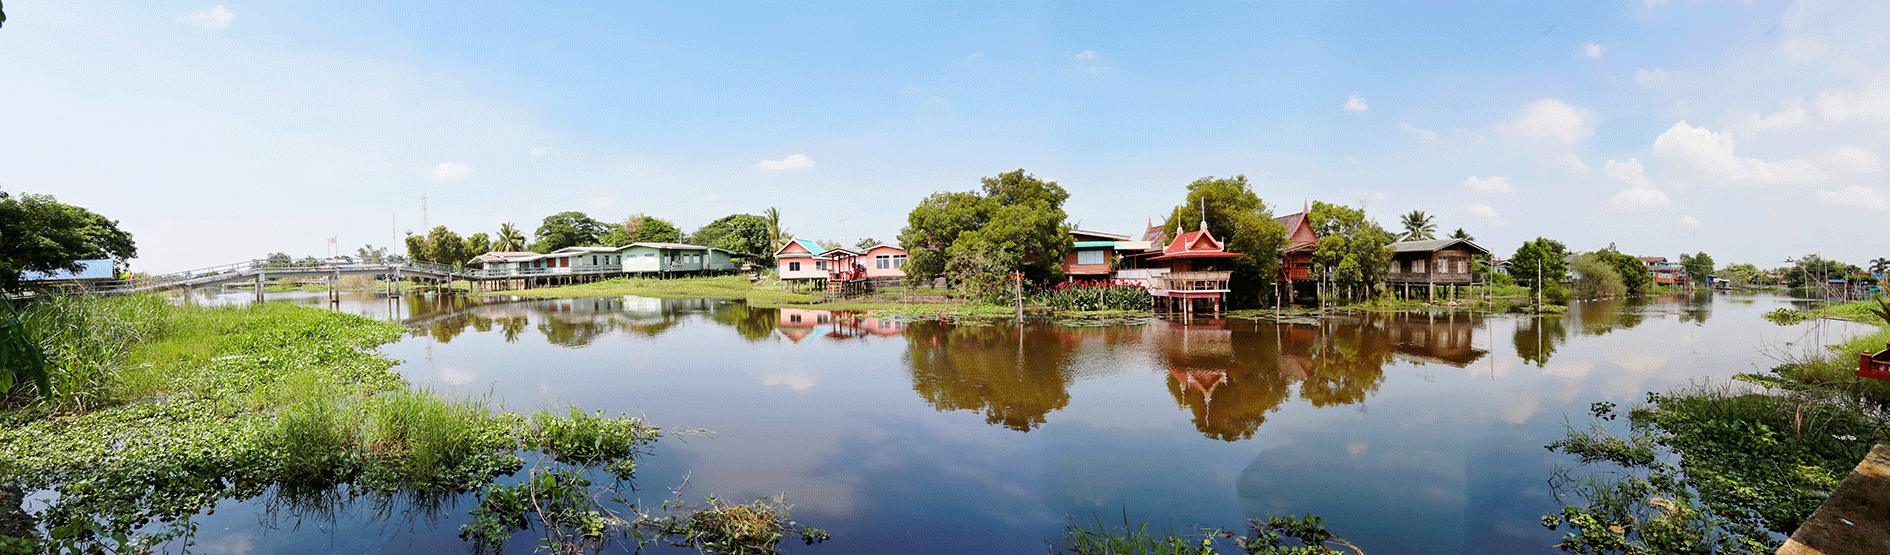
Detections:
1414,259,1426,273
789,314,802,323
876,255,891,269
1077,250,1104,265
816,261,827,271
789,262,801,271
893,255,906,268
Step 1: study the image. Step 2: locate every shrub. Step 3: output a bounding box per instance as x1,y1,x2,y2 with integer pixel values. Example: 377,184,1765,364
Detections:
1036,279,1153,312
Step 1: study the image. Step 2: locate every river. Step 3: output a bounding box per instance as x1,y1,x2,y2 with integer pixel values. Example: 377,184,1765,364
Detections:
160,289,1869,554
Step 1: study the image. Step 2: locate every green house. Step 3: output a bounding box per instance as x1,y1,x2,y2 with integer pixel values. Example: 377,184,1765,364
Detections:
615,242,738,275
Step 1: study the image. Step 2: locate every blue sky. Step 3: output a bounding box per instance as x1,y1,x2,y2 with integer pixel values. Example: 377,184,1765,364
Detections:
5,1,1887,273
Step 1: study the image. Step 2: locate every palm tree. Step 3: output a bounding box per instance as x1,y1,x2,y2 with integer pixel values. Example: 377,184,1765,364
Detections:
1400,210,1436,241
763,207,790,252
495,222,526,252
1872,258,1889,275
1448,228,1474,241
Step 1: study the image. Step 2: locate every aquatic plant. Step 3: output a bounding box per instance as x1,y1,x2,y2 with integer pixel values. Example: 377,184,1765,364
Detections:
1053,512,1359,555
1036,279,1153,312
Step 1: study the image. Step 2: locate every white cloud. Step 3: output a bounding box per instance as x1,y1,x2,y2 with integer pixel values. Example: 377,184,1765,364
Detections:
1603,158,1653,188
1497,98,1593,145
1554,153,1590,172
755,154,816,170
1070,50,1099,60
1814,185,1889,211
1398,123,1437,143
1735,97,1807,132
1466,204,1508,226
185,5,235,29
1678,216,1701,230
1607,187,1671,211
1819,146,1882,175
530,146,559,156
1651,121,1824,186
1814,87,1890,124
703,194,721,202
1343,93,1369,112
431,162,473,181
588,196,616,208
1781,37,1830,62
1583,43,1604,59
1462,175,1513,194
1633,68,1675,89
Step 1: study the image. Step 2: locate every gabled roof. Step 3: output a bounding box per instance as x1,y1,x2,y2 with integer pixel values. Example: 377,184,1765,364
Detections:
1152,223,1244,260
1071,229,1132,242
1275,211,1317,251
772,238,824,258
468,251,543,264
548,246,619,255
1388,238,1490,255
859,244,908,253
626,242,725,253
817,247,865,260
1141,219,1168,248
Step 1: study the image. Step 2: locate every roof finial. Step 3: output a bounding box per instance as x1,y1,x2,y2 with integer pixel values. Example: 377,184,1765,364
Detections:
1199,197,1208,232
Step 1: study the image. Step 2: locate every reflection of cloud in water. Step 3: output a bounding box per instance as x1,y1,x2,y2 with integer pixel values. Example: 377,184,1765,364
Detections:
437,366,479,386
1605,352,1668,374
759,372,817,391
1498,387,1541,425
1541,359,1594,379
1346,442,1369,456
194,533,256,555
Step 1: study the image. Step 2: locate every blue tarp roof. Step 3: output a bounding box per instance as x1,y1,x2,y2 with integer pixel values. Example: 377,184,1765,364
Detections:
20,259,115,281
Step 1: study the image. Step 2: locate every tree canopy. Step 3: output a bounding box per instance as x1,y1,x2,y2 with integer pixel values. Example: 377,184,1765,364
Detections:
1307,201,1394,294
1510,238,1569,291
1399,210,1436,241
0,193,137,291
532,212,607,252
689,214,772,258
1162,175,1286,307
600,214,681,246
1677,252,1714,285
898,169,1072,284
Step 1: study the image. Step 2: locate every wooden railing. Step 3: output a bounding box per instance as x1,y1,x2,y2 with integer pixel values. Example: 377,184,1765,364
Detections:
1149,271,1231,291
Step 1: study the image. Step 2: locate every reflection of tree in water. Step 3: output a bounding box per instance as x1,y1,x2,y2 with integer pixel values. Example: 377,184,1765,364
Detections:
1573,296,1649,336
1679,291,1713,325
1512,315,1566,368
902,322,1081,432
498,317,527,343
1160,320,1393,442
710,303,777,342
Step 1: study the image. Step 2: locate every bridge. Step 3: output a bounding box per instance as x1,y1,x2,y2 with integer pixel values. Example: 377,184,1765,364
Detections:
15,257,654,300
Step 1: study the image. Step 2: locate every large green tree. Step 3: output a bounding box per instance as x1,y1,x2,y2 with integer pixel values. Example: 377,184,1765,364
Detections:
1783,254,1860,288
600,214,681,246
1677,251,1715,285
1162,175,1287,307
1510,238,1569,292
532,212,606,252
689,214,772,258
1307,201,1395,298
0,193,137,291
898,169,1073,285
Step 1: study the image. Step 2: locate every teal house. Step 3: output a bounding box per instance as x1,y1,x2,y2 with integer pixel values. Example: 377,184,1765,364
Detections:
616,242,739,275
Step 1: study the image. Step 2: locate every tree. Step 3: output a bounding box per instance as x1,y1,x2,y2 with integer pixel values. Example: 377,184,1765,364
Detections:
898,169,1073,285
1399,210,1436,241
416,226,469,265
1162,175,1287,307
0,193,137,291
1720,262,1765,287
1784,254,1860,289
762,207,791,254
1599,251,1653,295
1569,253,1627,299
1510,238,1569,292
356,245,390,260
689,214,774,259
463,233,492,263
494,222,526,252
854,237,881,250
1448,228,1474,241
532,212,606,252
600,214,681,246
1307,201,1394,299
1871,258,1889,275
1677,252,1714,285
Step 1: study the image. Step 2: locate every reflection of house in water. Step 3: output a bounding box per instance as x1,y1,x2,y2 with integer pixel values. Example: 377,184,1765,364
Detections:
775,308,906,342
1383,313,1489,367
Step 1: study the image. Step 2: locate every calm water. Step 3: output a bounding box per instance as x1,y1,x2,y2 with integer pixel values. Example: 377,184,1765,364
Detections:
159,289,1870,554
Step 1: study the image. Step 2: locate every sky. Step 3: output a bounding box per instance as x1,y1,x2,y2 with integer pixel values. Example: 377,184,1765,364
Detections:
4,1,1888,274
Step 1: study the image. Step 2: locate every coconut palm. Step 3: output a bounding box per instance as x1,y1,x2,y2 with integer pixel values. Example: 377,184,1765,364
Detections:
495,222,526,252
1872,258,1889,275
1400,210,1437,241
763,207,791,252
1448,228,1474,241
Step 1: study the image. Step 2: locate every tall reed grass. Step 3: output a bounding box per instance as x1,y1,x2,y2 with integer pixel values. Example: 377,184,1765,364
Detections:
2,295,168,411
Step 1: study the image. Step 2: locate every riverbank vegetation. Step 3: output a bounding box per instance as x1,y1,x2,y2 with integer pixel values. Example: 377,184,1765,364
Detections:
1542,299,1890,553
0,295,823,553
1051,514,1360,554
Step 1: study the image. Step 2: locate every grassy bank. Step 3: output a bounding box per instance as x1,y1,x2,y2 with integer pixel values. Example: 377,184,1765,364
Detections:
0,296,819,553
1541,314,1890,553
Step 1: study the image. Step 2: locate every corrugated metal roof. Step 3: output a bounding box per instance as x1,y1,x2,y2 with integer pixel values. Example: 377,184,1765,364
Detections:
1389,238,1488,255
1072,241,1118,248
20,259,116,281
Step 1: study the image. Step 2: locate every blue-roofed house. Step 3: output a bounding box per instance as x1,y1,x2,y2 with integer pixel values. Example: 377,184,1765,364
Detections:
19,259,121,288
773,238,828,282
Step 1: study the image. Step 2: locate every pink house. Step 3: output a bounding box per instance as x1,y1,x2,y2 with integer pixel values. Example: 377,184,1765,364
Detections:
774,239,908,284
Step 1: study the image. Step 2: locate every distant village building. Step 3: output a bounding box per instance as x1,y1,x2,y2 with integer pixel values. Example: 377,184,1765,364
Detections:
1387,238,1489,300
